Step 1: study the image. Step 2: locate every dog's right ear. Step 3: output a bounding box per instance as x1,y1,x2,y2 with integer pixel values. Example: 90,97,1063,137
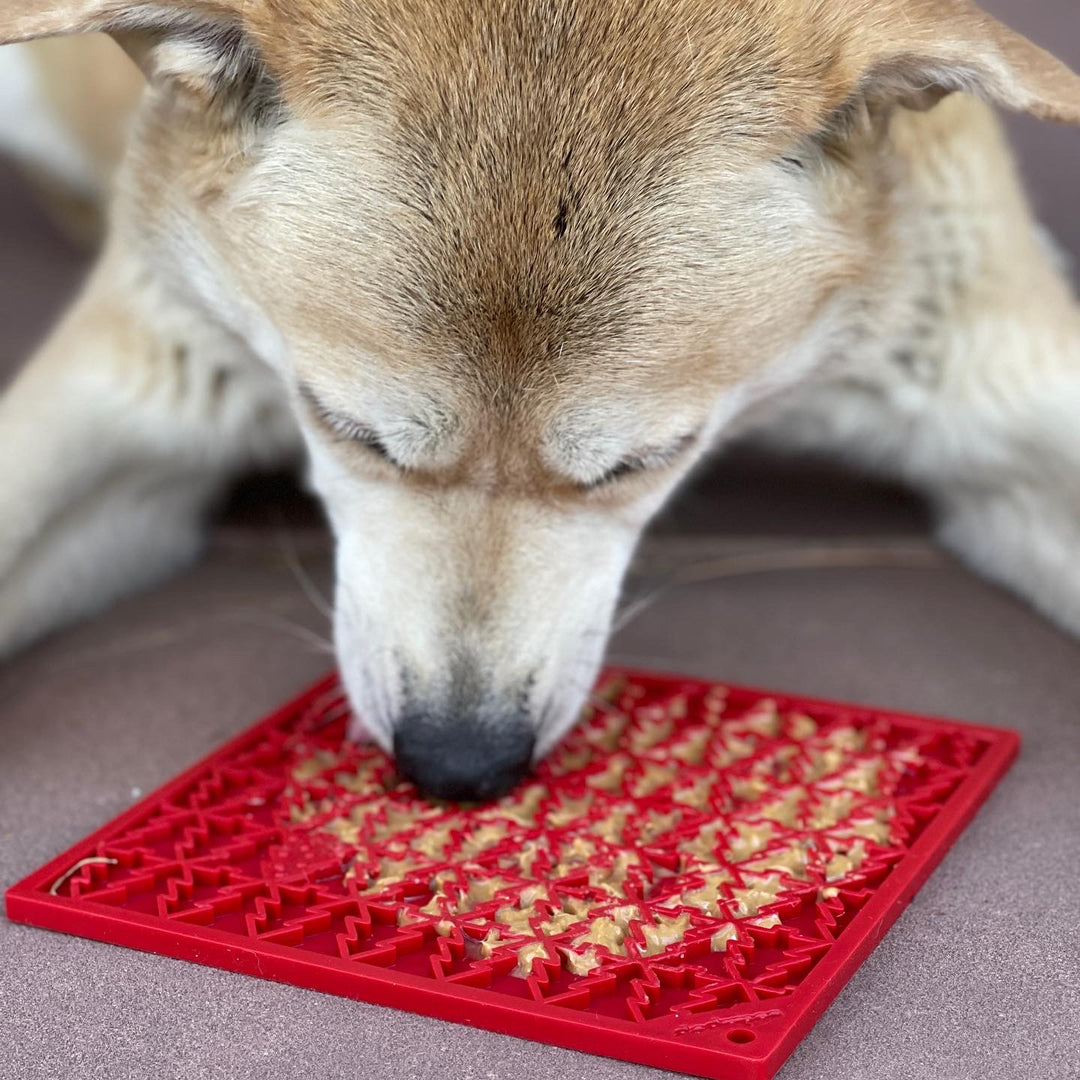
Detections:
0,1,246,45
1,2,274,107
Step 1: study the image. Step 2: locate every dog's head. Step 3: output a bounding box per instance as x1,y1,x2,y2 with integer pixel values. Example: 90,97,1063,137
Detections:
5,0,1078,797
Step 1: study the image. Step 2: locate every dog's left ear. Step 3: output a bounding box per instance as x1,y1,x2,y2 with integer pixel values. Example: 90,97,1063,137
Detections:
850,0,1080,124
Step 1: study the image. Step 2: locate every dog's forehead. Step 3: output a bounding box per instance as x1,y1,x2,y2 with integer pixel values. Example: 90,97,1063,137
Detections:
247,0,850,360
253,0,844,120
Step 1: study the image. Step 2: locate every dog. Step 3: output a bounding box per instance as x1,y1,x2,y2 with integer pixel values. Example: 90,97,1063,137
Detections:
0,0,1078,800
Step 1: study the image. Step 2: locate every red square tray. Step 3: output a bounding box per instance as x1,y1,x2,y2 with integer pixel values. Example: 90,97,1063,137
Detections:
5,668,1018,1079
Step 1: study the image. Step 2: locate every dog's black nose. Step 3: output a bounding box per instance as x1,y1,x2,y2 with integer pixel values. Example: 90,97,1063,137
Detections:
393,715,535,801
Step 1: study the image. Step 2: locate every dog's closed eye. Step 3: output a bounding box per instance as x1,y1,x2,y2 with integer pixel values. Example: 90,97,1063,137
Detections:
299,386,396,464
581,431,699,491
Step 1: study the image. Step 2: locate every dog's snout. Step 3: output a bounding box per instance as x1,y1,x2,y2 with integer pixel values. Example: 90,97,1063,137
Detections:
393,713,535,802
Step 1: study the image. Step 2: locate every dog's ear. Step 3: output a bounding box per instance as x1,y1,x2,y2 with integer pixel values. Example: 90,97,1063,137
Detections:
849,0,1080,124
0,1,244,45
0,1,282,122
0,2,258,90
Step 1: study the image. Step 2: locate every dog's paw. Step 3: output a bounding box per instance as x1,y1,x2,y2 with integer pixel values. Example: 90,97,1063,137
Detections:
937,489,1080,641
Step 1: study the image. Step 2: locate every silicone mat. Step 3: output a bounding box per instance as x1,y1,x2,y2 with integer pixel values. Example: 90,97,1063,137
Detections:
6,669,1018,1080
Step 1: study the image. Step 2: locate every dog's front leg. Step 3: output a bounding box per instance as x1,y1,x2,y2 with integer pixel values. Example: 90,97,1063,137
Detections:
754,276,1080,640
744,94,1080,641
0,241,301,657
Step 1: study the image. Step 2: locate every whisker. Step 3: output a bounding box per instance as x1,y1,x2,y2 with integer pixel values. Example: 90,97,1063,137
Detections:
612,540,944,635
273,524,334,621
227,610,336,654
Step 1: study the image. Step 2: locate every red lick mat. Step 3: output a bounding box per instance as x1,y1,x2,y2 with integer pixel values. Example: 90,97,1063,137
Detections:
6,668,1018,1080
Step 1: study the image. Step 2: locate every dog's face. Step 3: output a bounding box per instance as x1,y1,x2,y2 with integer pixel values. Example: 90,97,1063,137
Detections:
5,0,1078,798
153,0,880,799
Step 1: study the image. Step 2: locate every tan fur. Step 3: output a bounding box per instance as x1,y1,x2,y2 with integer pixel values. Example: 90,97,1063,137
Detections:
1,0,1078,789
27,35,142,186
14,34,141,238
